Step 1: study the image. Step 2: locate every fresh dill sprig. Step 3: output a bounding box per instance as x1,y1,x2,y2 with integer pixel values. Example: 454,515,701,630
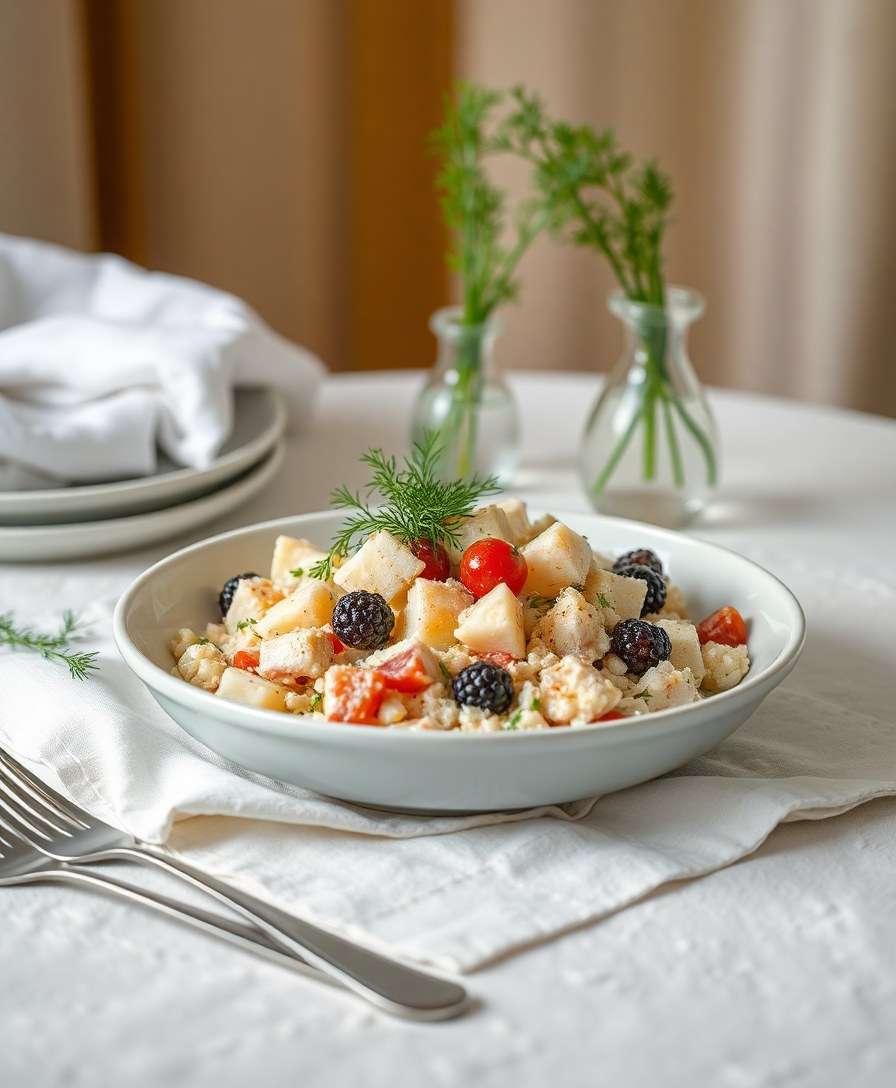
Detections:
432,82,548,326
0,609,100,681
496,86,673,305
310,432,500,581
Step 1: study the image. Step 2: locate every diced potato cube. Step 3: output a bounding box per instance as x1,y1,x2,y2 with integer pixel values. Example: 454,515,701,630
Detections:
532,587,609,661
333,530,424,604
523,513,556,543
591,550,614,571
655,618,705,685
495,498,531,546
258,628,334,681
403,577,473,650
254,580,335,638
216,667,291,711
582,564,647,622
224,578,282,634
454,582,525,659
520,521,591,598
445,506,514,564
270,535,329,591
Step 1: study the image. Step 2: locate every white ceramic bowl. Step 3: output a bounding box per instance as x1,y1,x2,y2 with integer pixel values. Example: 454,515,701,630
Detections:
114,511,805,813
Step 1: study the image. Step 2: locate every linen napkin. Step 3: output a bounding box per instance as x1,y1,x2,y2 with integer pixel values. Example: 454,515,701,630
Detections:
0,234,324,486
1,559,893,973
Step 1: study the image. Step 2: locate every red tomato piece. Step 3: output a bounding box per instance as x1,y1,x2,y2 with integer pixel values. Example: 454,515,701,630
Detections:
696,606,748,647
460,538,528,599
325,667,387,725
596,709,625,722
328,632,345,655
410,538,451,581
378,646,436,693
476,651,515,669
232,650,259,672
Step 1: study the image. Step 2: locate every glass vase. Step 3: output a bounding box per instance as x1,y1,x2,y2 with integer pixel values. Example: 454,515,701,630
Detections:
579,287,718,527
411,307,519,483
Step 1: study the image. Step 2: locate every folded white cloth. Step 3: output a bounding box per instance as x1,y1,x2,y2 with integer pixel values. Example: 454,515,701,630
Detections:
0,234,325,486
1,588,893,973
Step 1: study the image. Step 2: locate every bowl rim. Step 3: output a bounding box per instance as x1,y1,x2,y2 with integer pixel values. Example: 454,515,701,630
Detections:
113,509,806,748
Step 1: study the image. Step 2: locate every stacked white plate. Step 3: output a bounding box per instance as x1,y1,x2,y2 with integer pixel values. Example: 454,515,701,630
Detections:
0,389,285,562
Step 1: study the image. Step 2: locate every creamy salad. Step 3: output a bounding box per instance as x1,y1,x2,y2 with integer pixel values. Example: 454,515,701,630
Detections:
169,498,751,732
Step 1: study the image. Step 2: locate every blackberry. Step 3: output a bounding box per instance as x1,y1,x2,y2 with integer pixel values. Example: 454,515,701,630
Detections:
612,548,663,577
332,590,394,650
452,661,514,714
218,572,260,617
610,618,671,676
614,563,667,616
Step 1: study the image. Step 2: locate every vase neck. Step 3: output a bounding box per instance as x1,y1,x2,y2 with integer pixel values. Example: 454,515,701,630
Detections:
430,307,499,381
608,287,703,381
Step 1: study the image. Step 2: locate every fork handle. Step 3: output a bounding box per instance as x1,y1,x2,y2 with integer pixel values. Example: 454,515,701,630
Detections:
106,844,468,1021
32,865,332,980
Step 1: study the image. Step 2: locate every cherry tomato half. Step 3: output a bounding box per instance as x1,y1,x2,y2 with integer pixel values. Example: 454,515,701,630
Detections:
696,605,748,647
410,538,451,581
460,538,528,599
596,709,625,722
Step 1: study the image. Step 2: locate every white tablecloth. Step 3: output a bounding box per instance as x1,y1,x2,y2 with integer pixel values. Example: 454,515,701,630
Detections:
3,372,895,1087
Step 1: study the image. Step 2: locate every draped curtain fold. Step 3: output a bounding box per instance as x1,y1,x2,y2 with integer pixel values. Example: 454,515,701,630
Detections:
0,0,893,416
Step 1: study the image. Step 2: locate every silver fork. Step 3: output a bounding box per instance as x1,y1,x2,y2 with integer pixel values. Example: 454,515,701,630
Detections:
0,749,468,1021
0,822,338,984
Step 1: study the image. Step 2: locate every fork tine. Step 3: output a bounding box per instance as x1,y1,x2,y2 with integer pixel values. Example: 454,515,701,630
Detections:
0,802,50,851
0,773,73,839
0,749,90,829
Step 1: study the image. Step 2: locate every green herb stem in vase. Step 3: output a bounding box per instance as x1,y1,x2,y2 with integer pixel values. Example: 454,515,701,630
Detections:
500,88,719,527
412,84,546,482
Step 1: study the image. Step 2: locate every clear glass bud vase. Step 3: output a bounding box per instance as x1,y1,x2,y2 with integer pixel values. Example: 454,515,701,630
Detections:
411,306,519,482
579,287,718,527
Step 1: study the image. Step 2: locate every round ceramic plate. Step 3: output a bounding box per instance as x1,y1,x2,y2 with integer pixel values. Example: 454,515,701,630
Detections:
114,509,806,813
0,442,284,563
0,388,285,526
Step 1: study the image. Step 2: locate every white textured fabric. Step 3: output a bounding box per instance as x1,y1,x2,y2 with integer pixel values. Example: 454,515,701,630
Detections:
2,374,894,1086
1,539,893,972
0,234,324,486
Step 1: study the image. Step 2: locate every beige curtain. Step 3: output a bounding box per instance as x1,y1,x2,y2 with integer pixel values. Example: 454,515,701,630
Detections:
458,0,896,416
1,0,894,416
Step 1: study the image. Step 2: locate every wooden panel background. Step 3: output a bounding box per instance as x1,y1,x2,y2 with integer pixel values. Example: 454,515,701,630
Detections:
80,0,453,372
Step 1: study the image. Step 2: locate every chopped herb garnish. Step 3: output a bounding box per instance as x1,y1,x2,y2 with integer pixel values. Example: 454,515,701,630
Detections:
505,709,522,731
439,661,454,687
196,637,210,645
236,617,258,631
597,592,611,609
530,696,542,712
634,688,653,701
309,432,500,581
309,691,323,712
0,609,99,681
289,567,305,578
526,594,555,611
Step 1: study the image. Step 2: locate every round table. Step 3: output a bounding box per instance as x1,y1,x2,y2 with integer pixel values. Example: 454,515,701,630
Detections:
3,372,895,1087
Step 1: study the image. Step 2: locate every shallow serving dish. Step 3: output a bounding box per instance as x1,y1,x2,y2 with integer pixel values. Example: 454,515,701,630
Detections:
113,510,805,813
